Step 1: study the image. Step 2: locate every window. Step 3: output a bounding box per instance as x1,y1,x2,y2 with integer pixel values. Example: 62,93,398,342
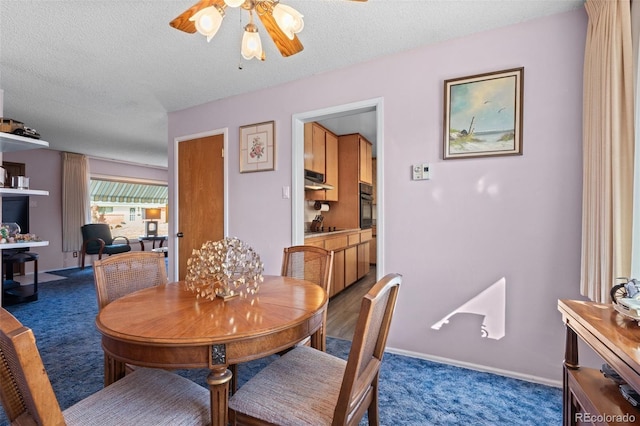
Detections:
90,178,168,240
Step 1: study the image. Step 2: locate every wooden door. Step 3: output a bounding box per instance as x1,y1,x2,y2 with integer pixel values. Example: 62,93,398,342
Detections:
177,134,224,280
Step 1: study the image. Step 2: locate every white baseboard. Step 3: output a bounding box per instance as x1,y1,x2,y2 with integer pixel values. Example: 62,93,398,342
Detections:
385,346,562,388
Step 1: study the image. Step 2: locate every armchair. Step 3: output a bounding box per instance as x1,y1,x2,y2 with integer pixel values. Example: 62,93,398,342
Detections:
81,223,131,269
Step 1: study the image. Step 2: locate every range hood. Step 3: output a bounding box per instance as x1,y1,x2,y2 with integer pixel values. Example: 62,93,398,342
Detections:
304,169,334,191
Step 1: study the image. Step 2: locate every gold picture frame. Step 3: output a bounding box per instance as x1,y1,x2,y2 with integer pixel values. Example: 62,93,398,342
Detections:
239,121,275,173
443,67,524,160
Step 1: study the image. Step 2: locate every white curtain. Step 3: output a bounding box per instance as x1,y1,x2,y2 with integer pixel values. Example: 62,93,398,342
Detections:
581,0,634,303
62,152,90,252
630,0,640,279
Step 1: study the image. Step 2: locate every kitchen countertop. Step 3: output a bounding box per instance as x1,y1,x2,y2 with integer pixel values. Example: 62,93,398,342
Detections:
304,228,361,239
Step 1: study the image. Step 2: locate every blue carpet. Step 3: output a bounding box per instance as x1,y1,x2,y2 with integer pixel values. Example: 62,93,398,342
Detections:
0,267,562,425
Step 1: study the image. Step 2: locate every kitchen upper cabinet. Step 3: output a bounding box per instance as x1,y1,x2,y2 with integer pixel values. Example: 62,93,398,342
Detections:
323,132,338,201
305,123,339,202
304,123,325,174
359,137,372,184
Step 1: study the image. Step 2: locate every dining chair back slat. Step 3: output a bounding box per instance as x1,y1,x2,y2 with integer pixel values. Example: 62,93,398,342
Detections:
93,251,168,311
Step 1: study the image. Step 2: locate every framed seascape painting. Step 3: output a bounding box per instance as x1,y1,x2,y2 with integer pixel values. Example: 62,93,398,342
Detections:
239,121,275,173
443,67,524,160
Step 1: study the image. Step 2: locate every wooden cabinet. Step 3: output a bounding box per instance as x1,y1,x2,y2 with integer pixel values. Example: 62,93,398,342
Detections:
358,229,371,278
370,226,377,265
305,123,339,202
357,242,370,279
332,249,345,297
558,300,640,425
359,137,372,184
323,133,372,229
305,229,372,297
344,246,357,288
304,123,325,174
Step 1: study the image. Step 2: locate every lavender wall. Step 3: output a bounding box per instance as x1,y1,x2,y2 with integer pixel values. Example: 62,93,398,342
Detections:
169,10,587,383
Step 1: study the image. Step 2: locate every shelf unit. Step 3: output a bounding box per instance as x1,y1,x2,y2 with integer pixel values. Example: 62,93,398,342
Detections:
0,132,49,305
0,241,49,250
0,188,49,196
0,132,49,152
558,300,640,425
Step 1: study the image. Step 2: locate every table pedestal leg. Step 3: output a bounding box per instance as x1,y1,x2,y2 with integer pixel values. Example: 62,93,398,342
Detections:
207,366,233,426
104,354,126,386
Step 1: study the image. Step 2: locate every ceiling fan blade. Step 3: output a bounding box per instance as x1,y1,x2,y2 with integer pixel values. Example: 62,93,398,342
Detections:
170,0,225,33
258,12,304,57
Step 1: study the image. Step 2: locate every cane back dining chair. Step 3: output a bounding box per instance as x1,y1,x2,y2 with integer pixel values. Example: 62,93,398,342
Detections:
93,251,169,383
80,223,131,269
228,273,402,426
281,245,334,351
93,251,168,311
0,307,211,425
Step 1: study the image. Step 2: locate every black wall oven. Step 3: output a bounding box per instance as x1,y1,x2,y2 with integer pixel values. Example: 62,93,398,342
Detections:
360,183,373,229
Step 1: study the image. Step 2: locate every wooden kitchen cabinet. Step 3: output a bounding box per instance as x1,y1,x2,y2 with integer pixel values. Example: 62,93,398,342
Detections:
344,246,358,287
305,123,339,202
305,228,371,297
331,249,345,297
304,123,325,174
359,137,373,184
357,242,370,279
323,133,372,229
370,226,377,265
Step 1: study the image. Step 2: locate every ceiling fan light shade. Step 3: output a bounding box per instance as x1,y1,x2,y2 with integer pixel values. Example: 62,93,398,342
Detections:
272,3,304,40
224,0,245,7
241,24,264,60
189,6,225,42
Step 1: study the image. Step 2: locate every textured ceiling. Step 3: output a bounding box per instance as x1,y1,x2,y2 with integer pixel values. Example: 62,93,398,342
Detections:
0,0,583,168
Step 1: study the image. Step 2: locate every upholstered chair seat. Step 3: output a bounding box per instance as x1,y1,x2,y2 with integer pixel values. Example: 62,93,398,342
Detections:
229,345,345,425
62,367,210,425
0,307,210,425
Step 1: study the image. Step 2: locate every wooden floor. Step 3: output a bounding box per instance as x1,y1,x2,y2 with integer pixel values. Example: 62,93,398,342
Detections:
326,266,377,340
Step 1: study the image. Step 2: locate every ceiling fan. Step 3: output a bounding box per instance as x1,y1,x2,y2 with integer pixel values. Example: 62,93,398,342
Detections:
170,0,367,61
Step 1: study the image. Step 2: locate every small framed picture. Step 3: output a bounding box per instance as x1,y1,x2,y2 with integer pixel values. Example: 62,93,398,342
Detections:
443,67,524,160
239,121,275,173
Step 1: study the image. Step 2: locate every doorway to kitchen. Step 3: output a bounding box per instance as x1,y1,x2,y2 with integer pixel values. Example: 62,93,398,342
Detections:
292,98,384,340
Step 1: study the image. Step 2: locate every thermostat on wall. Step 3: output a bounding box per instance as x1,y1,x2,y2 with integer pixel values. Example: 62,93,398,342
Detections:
412,163,430,180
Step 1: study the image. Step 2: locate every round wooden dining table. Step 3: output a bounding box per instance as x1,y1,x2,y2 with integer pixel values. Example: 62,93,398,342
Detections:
95,275,328,426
